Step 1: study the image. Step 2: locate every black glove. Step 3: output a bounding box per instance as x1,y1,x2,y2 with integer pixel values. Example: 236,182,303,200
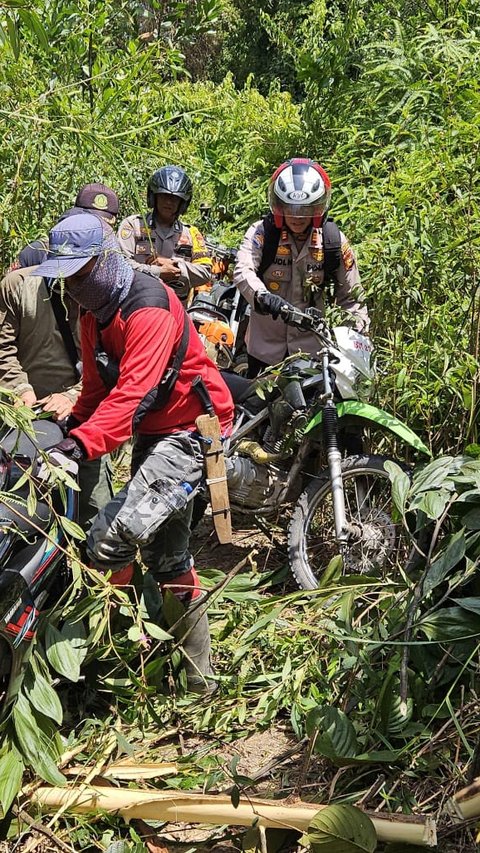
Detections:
48,437,85,464
64,414,81,433
255,291,291,320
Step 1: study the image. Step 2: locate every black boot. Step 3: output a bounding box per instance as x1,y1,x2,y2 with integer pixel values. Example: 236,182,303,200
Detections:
173,594,217,695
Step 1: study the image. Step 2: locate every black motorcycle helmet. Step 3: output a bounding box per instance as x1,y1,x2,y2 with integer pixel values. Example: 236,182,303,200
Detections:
147,165,193,215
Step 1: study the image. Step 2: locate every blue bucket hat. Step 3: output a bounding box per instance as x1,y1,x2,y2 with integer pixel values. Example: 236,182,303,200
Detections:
33,213,105,279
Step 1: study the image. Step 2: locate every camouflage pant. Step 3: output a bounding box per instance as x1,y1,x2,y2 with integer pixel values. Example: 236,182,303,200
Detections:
86,431,204,580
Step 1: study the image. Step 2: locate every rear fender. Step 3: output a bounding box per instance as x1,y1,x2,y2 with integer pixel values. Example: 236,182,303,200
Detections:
305,400,431,456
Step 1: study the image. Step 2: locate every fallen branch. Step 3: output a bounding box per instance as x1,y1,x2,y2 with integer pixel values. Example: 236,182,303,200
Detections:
447,777,480,821
64,761,178,781
32,786,437,847
11,805,76,853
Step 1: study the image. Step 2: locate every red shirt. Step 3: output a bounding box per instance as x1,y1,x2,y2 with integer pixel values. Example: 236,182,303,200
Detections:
70,273,234,459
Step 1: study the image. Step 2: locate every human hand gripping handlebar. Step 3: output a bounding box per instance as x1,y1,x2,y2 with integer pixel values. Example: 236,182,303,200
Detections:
255,292,329,338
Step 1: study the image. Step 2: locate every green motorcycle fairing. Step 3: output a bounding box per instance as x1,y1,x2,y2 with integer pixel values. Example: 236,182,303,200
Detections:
305,400,431,456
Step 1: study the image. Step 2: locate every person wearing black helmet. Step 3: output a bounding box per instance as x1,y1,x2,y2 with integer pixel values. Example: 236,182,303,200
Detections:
117,165,212,303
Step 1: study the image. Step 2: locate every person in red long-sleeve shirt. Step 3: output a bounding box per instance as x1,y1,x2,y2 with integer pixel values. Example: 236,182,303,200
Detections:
34,213,234,694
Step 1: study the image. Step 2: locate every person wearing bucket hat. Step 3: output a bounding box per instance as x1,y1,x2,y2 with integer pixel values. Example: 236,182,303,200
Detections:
117,165,212,303
36,212,234,693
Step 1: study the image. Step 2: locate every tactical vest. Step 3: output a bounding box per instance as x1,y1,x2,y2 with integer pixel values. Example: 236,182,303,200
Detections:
257,212,342,284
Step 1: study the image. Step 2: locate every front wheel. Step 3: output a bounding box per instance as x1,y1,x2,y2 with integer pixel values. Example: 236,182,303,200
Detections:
288,455,412,590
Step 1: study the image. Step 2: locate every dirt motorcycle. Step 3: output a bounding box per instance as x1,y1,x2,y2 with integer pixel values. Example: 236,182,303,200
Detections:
208,300,430,589
0,419,78,721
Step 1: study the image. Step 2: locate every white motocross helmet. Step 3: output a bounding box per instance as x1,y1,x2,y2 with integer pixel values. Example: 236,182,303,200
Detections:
268,158,332,228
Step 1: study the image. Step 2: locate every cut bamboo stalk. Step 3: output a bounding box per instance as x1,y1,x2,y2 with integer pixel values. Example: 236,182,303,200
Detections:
447,777,480,820
63,762,179,781
32,787,437,847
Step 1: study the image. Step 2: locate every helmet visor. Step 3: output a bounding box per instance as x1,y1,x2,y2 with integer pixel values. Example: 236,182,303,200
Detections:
275,202,326,220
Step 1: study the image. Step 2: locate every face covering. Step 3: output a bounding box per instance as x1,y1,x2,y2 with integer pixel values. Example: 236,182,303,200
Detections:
66,234,134,324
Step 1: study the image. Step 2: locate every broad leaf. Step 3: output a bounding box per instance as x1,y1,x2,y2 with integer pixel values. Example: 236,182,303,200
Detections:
45,623,81,681
306,706,358,760
418,606,480,641
423,529,466,595
0,746,24,814
384,460,410,515
144,621,173,641
13,695,65,786
452,597,480,616
307,804,377,852
415,488,451,520
24,670,63,724
410,457,459,495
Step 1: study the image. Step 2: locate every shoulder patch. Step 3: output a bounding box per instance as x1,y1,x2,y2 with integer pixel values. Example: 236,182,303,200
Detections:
120,226,133,240
341,240,355,271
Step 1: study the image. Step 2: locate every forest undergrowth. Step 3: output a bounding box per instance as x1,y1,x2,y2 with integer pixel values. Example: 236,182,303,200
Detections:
1,0,480,849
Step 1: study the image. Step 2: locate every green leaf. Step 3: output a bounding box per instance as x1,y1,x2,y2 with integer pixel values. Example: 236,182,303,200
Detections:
384,460,410,514
307,804,377,852
17,9,49,51
418,606,480,641
415,488,451,520
59,516,86,540
12,695,65,786
128,625,143,642
144,621,173,641
24,671,63,724
451,597,480,616
411,456,459,495
306,706,358,760
45,623,81,682
230,784,240,808
0,746,24,814
423,529,466,595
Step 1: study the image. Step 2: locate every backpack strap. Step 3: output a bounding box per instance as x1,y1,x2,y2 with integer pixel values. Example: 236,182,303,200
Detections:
132,309,190,429
257,213,281,281
46,280,81,380
322,217,342,281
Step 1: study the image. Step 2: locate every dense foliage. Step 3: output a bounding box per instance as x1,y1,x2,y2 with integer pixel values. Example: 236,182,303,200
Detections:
1,0,480,450
0,0,480,849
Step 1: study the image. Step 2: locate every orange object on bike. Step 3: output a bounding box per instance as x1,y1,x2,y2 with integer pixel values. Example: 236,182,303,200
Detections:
199,319,234,347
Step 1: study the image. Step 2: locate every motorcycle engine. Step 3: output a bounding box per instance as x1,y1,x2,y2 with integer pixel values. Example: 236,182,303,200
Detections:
226,454,287,509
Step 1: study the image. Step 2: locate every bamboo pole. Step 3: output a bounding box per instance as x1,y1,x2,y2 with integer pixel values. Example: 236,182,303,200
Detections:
447,777,480,820
63,762,178,781
32,786,437,847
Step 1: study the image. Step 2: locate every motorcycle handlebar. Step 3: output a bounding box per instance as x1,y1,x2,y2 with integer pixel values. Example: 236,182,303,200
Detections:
278,303,330,338
205,240,238,264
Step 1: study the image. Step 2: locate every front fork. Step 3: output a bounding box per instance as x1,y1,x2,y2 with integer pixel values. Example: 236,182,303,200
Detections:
321,351,349,546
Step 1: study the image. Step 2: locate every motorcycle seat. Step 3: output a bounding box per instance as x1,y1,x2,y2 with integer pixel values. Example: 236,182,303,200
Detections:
0,420,64,458
0,499,51,537
220,370,255,403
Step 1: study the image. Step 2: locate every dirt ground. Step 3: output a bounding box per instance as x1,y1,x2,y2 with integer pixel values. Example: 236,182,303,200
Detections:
2,518,477,852
1,724,478,851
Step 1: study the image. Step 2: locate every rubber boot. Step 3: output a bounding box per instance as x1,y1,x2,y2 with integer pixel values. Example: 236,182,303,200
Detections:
173,594,217,696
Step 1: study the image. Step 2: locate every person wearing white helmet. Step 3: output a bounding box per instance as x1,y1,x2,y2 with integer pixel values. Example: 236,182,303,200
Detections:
233,158,370,377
